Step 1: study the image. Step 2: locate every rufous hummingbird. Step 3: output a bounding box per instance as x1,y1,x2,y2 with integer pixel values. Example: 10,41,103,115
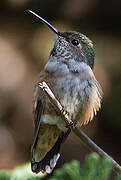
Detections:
27,10,103,174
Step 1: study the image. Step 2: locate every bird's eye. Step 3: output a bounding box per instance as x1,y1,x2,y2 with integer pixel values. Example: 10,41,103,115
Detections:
71,39,79,46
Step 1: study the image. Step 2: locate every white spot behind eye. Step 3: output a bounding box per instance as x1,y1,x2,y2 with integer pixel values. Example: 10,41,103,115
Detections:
77,43,82,49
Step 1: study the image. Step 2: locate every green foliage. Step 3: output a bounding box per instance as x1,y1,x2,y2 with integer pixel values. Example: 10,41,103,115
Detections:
49,153,121,180
0,163,45,180
93,157,112,180
0,153,121,180
50,160,81,180
0,171,11,180
79,152,100,179
115,175,121,180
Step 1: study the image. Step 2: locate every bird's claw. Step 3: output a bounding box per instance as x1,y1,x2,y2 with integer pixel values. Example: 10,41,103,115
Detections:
66,120,76,128
61,106,76,128
61,106,69,116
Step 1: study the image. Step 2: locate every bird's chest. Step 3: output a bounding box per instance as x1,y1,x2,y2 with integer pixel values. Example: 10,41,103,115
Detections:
51,75,82,118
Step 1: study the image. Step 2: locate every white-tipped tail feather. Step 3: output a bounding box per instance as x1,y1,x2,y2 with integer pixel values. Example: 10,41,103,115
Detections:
45,153,60,174
31,129,70,174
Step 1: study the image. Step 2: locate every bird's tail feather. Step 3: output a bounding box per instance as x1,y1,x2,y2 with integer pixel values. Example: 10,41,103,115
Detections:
31,129,70,174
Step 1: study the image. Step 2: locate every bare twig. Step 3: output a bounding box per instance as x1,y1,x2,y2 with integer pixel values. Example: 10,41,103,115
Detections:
38,82,121,175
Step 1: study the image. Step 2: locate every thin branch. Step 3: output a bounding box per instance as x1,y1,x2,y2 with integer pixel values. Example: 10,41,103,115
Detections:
73,128,121,174
38,82,121,175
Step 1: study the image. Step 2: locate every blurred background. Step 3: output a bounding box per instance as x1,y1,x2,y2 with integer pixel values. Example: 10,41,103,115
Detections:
0,0,121,178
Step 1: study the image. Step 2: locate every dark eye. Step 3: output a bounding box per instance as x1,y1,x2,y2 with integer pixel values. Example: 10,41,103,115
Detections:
71,39,79,46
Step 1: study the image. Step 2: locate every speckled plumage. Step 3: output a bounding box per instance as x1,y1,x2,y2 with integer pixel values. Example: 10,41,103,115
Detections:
30,23,103,174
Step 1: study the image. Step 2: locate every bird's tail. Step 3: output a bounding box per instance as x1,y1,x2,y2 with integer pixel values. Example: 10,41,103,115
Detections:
31,128,70,174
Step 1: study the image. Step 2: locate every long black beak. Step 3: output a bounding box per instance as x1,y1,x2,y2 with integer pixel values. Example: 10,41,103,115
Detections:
26,10,59,35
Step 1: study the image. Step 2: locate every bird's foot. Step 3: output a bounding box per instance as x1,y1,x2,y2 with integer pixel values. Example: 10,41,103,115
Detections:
61,106,69,116
38,82,48,91
66,120,76,128
61,106,76,128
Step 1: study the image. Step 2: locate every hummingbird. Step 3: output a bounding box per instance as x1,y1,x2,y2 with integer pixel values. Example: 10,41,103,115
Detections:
27,10,103,174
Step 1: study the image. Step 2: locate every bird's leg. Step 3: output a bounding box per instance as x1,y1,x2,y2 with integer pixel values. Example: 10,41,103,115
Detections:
65,120,76,128
61,106,76,128
60,106,69,116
